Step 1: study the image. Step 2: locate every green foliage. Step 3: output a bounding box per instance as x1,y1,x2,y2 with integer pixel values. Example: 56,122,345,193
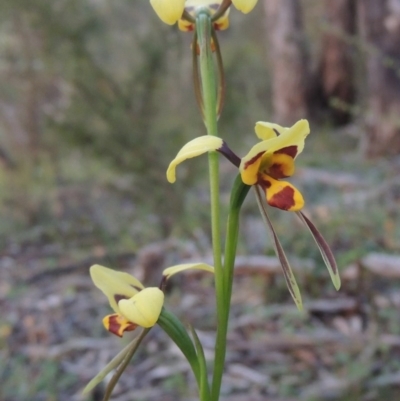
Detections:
0,356,83,401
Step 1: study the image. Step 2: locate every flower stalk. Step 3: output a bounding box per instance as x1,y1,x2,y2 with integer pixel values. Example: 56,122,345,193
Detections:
196,10,228,401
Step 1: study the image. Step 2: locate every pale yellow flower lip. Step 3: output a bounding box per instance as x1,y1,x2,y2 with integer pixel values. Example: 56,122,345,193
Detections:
118,288,165,328
162,262,214,279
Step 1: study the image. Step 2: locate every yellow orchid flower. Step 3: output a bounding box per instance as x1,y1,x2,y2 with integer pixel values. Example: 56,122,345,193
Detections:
167,119,309,212
178,0,229,32
239,119,309,211
90,263,214,337
167,119,340,292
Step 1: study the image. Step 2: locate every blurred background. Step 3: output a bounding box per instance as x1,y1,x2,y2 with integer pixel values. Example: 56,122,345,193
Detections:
1,0,400,400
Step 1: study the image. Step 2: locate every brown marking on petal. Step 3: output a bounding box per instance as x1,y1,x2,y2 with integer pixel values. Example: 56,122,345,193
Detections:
266,163,289,179
114,294,129,304
273,128,281,136
244,151,265,170
274,146,298,158
269,186,295,211
105,314,138,337
131,285,142,291
258,176,272,189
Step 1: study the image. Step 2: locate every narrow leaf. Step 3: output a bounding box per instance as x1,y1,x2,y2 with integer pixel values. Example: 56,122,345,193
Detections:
230,174,251,211
224,175,251,300
297,211,341,290
254,187,303,311
157,308,201,386
189,326,211,401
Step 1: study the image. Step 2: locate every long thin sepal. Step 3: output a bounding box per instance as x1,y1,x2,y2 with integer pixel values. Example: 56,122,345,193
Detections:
211,29,225,119
211,0,232,22
254,187,303,311
192,31,205,120
297,211,341,290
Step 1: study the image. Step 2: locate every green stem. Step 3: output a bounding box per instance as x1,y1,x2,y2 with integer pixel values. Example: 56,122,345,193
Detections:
196,12,224,401
211,177,251,400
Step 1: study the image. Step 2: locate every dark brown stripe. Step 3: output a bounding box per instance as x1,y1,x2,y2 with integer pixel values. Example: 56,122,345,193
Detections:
114,294,129,303
258,177,272,189
244,151,265,170
274,145,297,158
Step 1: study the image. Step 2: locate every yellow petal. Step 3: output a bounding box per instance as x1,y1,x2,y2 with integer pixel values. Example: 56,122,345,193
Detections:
239,143,267,185
162,262,214,279
167,136,224,183
259,175,305,211
102,314,138,337
232,0,258,14
255,121,287,141
118,288,164,328
260,119,310,158
90,265,144,314
150,0,185,25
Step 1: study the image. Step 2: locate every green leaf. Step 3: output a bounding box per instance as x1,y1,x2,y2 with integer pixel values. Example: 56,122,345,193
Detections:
189,326,211,401
230,174,251,211
223,174,251,300
297,211,341,290
157,308,201,386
